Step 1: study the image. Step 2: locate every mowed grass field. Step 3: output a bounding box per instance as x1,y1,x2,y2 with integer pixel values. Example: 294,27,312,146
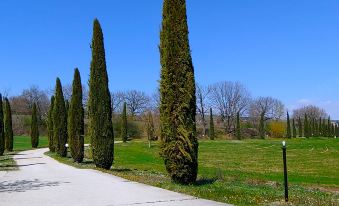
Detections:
0,136,48,171
48,138,339,206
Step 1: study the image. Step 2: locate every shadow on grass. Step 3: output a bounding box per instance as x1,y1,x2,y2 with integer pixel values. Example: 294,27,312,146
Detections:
0,179,69,193
111,168,132,172
0,163,46,168
194,178,218,186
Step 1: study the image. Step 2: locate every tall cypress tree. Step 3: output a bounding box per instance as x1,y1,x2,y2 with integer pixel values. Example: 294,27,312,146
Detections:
159,0,198,184
259,112,265,139
121,102,128,142
304,114,309,138
0,94,4,156
146,111,155,148
88,19,114,169
236,111,241,140
298,116,302,137
48,96,55,152
209,108,215,140
31,103,39,148
327,116,331,138
286,112,291,139
53,78,67,157
65,100,69,143
68,68,84,163
319,118,322,137
292,119,297,138
4,98,13,151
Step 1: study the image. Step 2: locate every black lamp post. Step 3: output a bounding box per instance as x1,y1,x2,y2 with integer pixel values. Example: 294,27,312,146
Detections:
282,141,288,202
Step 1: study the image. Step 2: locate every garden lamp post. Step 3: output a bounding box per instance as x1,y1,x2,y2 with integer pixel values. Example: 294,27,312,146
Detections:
282,141,288,202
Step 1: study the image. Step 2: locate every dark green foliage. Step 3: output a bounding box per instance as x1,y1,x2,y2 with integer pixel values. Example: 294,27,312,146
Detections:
146,111,155,148
298,117,302,137
319,118,322,136
327,117,331,138
259,112,265,139
31,103,39,148
209,108,215,140
121,102,128,142
65,100,69,143
236,111,241,140
53,78,68,157
48,96,55,152
4,98,13,151
304,114,309,138
0,94,4,155
159,0,198,184
286,112,291,139
68,68,84,163
88,19,114,170
292,119,297,138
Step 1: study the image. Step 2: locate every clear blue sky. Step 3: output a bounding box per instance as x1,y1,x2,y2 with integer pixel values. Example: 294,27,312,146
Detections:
0,1,338,118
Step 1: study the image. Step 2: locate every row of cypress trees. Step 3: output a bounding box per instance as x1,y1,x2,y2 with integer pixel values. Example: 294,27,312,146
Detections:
286,112,337,138
0,94,14,155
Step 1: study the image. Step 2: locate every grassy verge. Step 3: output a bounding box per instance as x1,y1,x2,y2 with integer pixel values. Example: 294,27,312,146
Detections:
0,136,48,171
47,138,339,206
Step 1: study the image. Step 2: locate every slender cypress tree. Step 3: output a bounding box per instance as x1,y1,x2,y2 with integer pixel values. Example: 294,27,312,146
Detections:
236,111,241,140
292,119,297,138
31,103,39,148
304,114,309,138
298,116,302,137
53,78,68,157
327,116,331,138
121,102,128,143
88,19,114,169
319,118,322,136
68,68,84,163
4,98,13,151
286,112,291,139
0,94,4,156
48,96,55,152
65,100,69,143
146,111,155,148
209,108,215,140
259,112,265,139
159,0,198,184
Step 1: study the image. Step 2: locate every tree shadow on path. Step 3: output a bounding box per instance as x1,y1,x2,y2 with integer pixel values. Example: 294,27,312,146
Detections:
0,179,69,193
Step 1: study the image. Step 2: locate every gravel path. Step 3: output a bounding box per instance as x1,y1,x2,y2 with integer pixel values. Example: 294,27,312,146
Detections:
0,148,230,206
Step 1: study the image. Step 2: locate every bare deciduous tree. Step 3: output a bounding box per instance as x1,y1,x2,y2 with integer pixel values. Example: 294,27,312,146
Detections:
209,81,251,134
21,85,50,119
111,91,125,114
249,96,285,122
292,105,327,120
124,90,150,117
196,83,210,136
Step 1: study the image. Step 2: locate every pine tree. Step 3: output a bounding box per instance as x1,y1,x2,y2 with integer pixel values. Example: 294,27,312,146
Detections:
292,119,297,138
146,111,155,148
4,98,13,151
53,78,68,157
259,112,265,139
209,108,215,140
121,102,128,142
286,112,291,139
298,116,302,137
68,68,84,163
304,114,309,138
31,103,39,148
236,111,241,140
159,0,198,184
88,19,114,169
0,94,4,156
48,96,55,152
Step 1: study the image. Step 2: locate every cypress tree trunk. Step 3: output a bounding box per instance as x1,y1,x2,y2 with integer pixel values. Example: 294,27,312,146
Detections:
209,108,215,140
4,98,13,151
159,0,198,184
88,19,114,170
121,102,128,143
48,96,55,152
292,119,297,138
236,111,241,140
31,103,39,148
259,112,265,139
298,117,302,137
68,68,84,163
53,78,68,157
286,112,291,139
0,94,4,156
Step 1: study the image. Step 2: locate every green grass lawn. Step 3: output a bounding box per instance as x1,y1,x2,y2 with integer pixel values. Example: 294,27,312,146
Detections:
0,136,48,171
48,138,339,206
